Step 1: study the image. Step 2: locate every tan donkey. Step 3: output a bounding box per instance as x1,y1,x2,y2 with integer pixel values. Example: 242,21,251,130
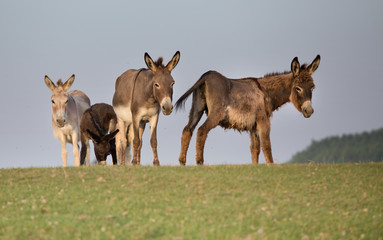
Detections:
113,51,180,166
45,74,91,167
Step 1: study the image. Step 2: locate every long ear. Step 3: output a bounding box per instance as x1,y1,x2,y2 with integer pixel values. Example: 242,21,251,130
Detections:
144,52,157,72
291,57,300,77
62,74,75,91
166,51,180,72
44,75,56,91
86,129,101,143
106,129,119,142
308,55,321,75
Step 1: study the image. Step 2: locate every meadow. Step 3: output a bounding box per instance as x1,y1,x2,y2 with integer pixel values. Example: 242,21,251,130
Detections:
0,163,382,239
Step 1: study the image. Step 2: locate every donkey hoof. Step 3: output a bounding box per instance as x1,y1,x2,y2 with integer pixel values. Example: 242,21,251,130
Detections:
196,159,204,165
153,159,160,166
179,158,186,166
131,159,138,165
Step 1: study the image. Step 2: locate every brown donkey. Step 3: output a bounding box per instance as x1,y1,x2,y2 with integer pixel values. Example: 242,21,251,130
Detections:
175,55,320,165
45,75,91,167
113,51,180,165
80,103,119,166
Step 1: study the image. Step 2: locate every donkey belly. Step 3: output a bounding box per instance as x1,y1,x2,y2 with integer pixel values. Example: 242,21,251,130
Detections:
220,106,256,131
114,105,132,124
53,124,78,144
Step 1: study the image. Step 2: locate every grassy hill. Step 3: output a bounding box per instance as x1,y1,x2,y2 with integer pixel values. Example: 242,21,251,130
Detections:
0,164,382,239
289,128,383,163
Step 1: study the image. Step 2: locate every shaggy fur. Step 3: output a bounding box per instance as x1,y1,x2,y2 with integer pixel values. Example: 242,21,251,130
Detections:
175,55,320,165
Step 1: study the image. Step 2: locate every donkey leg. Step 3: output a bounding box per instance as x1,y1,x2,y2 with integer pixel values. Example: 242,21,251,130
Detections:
250,129,261,164
131,118,144,165
116,119,128,165
195,117,219,165
80,134,90,166
179,127,193,165
72,133,80,167
149,114,160,166
135,122,145,165
179,95,206,165
109,138,117,165
257,119,274,164
85,142,90,166
115,131,123,164
179,115,204,165
108,119,118,165
125,124,133,164
60,141,67,167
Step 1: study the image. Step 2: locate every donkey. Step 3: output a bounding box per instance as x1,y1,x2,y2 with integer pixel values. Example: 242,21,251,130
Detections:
80,103,119,165
113,51,180,165
175,55,320,165
45,74,91,167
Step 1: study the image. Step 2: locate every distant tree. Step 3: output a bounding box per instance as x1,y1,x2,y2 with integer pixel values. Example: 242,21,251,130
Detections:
289,128,383,163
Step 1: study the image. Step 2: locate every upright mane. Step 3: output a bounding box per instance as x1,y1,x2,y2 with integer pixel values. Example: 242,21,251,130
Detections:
263,64,308,78
56,79,63,86
263,71,291,78
155,57,164,67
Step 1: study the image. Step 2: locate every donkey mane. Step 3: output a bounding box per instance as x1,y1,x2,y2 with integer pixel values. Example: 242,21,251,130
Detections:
154,57,164,67
88,108,106,136
263,64,308,78
56,79,64,86
263,71,291,78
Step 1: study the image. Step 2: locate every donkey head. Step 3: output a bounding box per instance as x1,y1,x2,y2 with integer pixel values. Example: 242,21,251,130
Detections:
144,51,180,115
87,129,119,163
44,74,75,128
289,55,320,118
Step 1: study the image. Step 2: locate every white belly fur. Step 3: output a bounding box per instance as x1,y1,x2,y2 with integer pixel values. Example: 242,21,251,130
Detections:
114,105,159,123
53,124,77,144
114,105,132,123
226,106,256,130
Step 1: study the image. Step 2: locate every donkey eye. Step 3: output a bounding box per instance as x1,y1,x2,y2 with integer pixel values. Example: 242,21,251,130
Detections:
154,83,160,88
51,100,55,104
65,100,69,104
170,82,175,88
295,87,303,93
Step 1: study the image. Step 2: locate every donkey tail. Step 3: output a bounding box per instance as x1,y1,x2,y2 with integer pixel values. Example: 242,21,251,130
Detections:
175,71,214,111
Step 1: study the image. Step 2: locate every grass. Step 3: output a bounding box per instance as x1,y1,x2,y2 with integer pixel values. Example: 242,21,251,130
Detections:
0,163,382,239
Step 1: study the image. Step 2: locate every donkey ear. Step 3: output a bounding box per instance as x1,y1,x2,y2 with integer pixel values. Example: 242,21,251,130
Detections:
144,52,157,72
308,55,321,75
291,57,300,77
62,74,75,91
166,51,180,72
44,75,56,91
106,129,119,141
86,129,100,143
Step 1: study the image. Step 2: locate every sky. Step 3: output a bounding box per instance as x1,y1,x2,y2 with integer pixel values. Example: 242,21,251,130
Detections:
0,0,382,168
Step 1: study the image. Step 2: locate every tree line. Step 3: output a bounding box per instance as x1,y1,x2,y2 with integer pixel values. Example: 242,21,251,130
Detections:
289,127,383,163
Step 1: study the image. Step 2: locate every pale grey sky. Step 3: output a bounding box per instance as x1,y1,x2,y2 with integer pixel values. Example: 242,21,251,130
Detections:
1,0,382,168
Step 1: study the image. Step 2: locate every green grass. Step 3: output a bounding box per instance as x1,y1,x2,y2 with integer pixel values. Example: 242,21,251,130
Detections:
0,163,382,239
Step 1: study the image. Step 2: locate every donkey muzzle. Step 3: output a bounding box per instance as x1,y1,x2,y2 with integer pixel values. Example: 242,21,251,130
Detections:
302,101,314,118
160,97,173,115
56,118,66,128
